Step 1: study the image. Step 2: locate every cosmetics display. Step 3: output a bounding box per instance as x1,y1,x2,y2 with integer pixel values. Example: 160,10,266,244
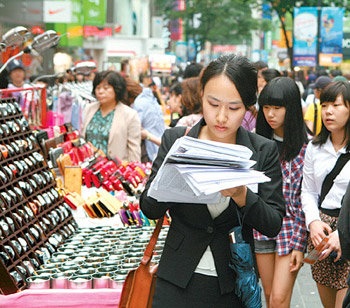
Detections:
0,98,78,295
26,225,168,290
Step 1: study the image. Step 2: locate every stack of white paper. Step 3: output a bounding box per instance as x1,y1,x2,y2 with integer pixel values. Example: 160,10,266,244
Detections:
148,136,270,204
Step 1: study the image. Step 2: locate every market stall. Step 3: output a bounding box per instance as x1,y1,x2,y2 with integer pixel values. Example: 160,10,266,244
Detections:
0,94,167,307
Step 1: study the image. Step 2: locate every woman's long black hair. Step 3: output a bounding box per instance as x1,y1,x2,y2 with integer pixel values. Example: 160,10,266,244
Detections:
313,81,350,150
256,77,308,161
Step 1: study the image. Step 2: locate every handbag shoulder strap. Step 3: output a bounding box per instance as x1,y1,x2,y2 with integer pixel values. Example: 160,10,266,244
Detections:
319,152,350,207
141,126,191,265
141,216,164,265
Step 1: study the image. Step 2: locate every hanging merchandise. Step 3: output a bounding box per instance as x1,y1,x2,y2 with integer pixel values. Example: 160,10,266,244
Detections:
0,86,47,128
46,81,95,131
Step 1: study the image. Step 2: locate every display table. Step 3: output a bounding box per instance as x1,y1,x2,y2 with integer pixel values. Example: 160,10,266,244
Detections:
0,288,122,308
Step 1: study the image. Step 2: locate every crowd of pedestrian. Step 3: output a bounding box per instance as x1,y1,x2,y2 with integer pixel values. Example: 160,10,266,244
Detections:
1,53,350,308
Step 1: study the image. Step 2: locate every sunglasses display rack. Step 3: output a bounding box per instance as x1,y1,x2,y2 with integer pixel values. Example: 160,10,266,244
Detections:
0,98,77,295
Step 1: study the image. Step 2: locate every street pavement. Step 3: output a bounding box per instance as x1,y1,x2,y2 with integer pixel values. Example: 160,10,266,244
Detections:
261,264,323,308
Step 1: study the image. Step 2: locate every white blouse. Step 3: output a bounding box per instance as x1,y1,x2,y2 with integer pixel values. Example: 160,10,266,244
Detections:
301,137,350,229
194,196,230,277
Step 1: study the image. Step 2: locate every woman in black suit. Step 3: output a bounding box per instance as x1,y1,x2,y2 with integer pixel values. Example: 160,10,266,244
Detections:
140,54,285,307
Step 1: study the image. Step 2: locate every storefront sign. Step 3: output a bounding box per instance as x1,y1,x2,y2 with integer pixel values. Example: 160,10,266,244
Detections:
149,54,176,73
84,26,112,38
319,7,344,66
293,7,318,67
43,1,72,23
52,0,83,47
83,0,106,26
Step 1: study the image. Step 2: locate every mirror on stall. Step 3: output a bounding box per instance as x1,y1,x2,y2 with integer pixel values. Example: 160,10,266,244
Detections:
2,26,29,47
29,30,60,53
73,61,97,76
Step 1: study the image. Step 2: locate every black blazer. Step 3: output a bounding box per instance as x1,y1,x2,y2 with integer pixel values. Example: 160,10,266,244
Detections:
140,119,285,294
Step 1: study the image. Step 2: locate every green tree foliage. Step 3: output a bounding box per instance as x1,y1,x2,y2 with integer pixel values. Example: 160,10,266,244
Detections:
264,0,350,69
155,0,271,50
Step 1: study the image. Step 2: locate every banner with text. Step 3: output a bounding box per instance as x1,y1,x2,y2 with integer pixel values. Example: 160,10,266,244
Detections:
320,7,344,66
293,7,318,67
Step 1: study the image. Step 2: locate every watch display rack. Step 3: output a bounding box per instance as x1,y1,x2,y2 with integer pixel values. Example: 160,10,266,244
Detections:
0,97,77,295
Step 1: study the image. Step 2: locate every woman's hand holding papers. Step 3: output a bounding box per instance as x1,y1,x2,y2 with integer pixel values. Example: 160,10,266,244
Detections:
220,185,247,207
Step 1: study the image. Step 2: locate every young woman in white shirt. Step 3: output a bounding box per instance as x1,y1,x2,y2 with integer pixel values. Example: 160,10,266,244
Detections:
301,81,350,308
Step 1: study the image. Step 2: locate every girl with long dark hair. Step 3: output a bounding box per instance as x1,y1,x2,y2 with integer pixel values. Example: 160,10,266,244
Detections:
301,81,350,308
255,77,309,308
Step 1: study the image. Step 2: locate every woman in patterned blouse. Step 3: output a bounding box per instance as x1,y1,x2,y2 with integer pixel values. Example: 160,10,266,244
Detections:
255,77,309,308
81,71,141,161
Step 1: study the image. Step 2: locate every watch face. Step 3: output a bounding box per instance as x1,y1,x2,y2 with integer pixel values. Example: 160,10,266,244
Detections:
40,173,48,186
47,214,57,227
10,141,20,154
39,221,48,233
47,191,55,203
33,174,44,187
26,137,34,150
5,216,15,232
28,178,37,190
14,161,24,175
0,251,10,266
24,205,34,219
10,271,23,285
42,172,51,184
34,249,44,264
30,257,40,269
23,260,35,275
0,197,6,211
42,217,52,231
24,232,35,246
19,181,29,196
0,170,7,184
8,190,18,203
51,210,60,223
45,242,55,254
13,187,23,199
25,157,34,169
1,124,10,136
3,166,13,181
37,195,46,207
18,237,28,252
6,144,15,157
10,239,22,255
29,227,40,241
4,245,15,259
32,152,44,165
20,117,29,129
0,144,8,159
12,212,23,228
7,103,16,115
43,193,52,206
13,102,21,113
15,139,27,152
18,209,29,223
0,104,8,116
0,220,10,236
51,188,59,200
